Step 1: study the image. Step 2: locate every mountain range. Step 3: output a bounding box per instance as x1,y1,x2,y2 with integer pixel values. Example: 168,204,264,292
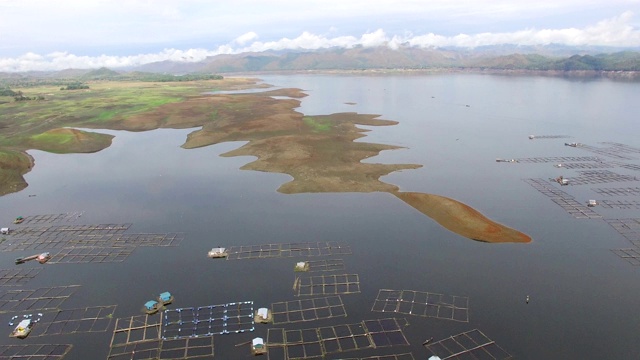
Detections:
2,45,640,81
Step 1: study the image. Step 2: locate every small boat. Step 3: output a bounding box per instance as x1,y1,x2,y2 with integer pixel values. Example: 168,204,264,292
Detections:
11,319,33,339
208,247,228,258
251,337,267,356
13,216,24,224
144,300,160,315
588,200,597,207
158,291,173,305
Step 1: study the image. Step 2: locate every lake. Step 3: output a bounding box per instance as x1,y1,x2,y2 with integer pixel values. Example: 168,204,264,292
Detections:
1,73,639,359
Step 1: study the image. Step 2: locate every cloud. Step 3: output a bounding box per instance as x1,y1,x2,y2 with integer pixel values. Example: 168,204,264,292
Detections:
1,12,638,72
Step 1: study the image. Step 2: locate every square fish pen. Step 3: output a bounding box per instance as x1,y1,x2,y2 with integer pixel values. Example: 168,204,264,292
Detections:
111,315,162,347
163,301,254,339
300,259,346,272
271,295,347,324
423,329,513,360
9,212,83,225
592,187,640,197
337,354,415,360
30,305,116,337
371,289,469,322
294,274,360,297
611,248,640,266
0,344,72,359
49,246,135,264
567,170,638,185
267,318,410,360
0,285,79,313
598,200,640,210
226,242,352,260
513,156,599,164
569,143,636,160
523,179,602,219
159,337,215,359
0,268,41,286
605,218,640,246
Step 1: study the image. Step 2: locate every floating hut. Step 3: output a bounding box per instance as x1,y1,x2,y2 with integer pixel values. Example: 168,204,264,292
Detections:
294,261,309,272
10,319,33,339
144,300,160,315
565,142,579,147
251,337,266,356
588,200,598,207
158,292,173,305
208,247,228,258
1,228,9,235
529,135,535,139
255,307,272,324
13,216,24,224
555,176,569,186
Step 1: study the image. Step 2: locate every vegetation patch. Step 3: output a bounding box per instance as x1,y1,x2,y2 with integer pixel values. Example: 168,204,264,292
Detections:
28,128,114,154
303,116,332,132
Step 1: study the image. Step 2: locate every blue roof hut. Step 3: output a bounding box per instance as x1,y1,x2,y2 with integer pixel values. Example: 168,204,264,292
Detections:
158,292,173,305
144,300,160,314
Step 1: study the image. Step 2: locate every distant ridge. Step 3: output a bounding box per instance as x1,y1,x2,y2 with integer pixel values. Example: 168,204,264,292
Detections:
80,67,120,80
2,46,640,81
133,47,640,76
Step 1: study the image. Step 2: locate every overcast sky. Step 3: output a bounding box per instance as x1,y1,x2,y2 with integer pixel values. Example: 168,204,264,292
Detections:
1,0,639,71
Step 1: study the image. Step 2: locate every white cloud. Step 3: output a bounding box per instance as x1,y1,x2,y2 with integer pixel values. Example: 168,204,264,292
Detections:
1,12,639,72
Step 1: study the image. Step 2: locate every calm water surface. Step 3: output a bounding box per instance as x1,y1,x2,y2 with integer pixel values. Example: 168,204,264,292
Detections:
1,74,639,359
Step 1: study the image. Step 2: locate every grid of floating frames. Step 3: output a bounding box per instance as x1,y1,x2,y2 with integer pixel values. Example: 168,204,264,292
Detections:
605,218,640,245
0,268,41,286
371,289,469,322
163,301,254,339
569,143,637,160
611,248,640,266
266,318,410,360
225,242,352,260
566,170,638,185
108,314,216,360
523,178,601,219
30,305,116,337
271,295,347,324
528,135,572,139
0,285,79,313
293,274,360,297
554,162,614,169
597,200,640,210
510,156,600,163
302,259,346,272
423,328,513,360
9,212,84,225
8,223,132,237
592,187,640,196
337,354,415,360
0,344,73,359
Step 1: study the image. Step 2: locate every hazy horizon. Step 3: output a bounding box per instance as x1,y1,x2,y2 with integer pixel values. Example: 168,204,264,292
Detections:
1,0,639,72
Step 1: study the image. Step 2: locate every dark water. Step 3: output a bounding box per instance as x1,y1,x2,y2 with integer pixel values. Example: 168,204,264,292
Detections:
1,74,639,359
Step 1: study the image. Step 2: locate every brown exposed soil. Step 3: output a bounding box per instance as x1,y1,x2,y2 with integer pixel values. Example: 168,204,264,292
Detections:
394,191,531,243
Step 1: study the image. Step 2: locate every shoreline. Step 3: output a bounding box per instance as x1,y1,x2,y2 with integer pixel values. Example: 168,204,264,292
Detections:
225,68,640,80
